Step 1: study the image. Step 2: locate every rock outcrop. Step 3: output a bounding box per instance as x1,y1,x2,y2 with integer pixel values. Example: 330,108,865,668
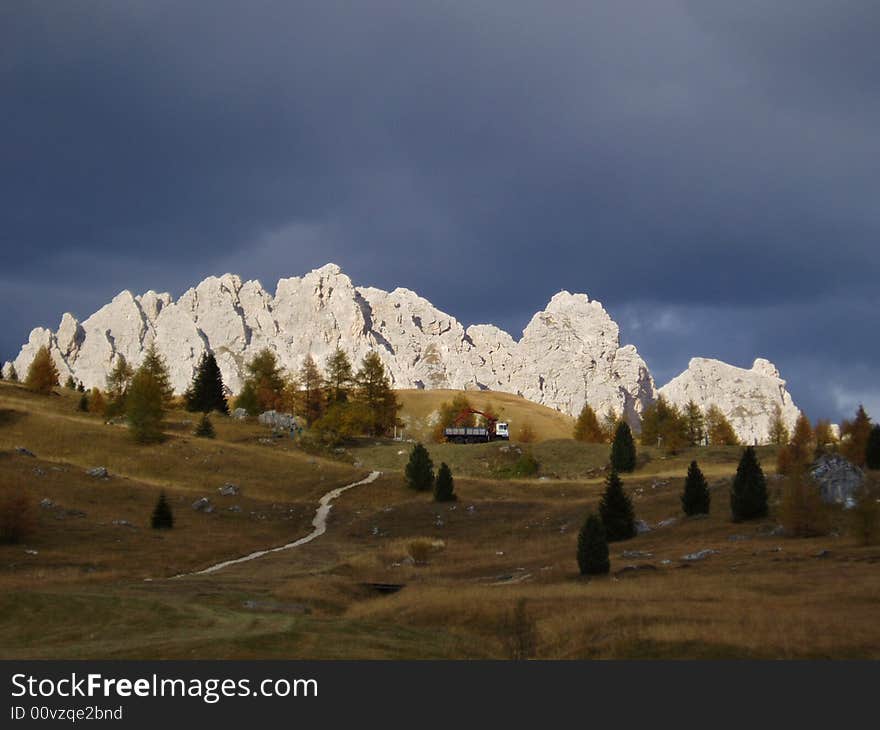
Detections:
4,263,801,439
659,357,800,444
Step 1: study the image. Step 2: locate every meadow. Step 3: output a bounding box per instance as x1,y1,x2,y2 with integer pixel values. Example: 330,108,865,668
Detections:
1,381,878,659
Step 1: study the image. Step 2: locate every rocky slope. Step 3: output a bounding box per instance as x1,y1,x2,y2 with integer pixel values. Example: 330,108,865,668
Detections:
659,357,800,444
3,263,800,440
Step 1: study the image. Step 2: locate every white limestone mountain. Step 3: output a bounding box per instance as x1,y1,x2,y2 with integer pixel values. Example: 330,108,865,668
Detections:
3,263,799,441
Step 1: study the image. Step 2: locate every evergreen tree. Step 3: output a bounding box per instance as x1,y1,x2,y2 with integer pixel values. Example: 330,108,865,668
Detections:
684,400,705,446
78,393,89,412
298,354,324,426
324,348,353,405
405,442,434,492
140,343,174,405
599,469,636,541
768,404,790,445
76,381,85,393
185,352,228,414
64,375,76,390
609,421,637,473
8,364,18,382
195,413,216,438
105,354,134,416
730,446,768,522
0,366,4,381
151,492,174,529
24,346,60,394
681,460,710,516
126,365,166,443
866,425,880,470
841,405,872,467
577,513,610,575
600,408,617,443
235,381,260,416
434,462,456,502
354,351,401,436
705,405,739,446
244,348,286,412
573,403,604,443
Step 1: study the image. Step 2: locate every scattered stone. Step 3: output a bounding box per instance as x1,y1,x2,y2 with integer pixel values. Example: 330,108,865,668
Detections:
622,550,653,559
681,548,719,562
39,498,55,509
466,505,476,512
227,505,242,512
15,447,36,458
656,517,678,528
814,549,831,558
615,564,658,575
660,559,672,565
32,467,45,477
192,497,214,513
112,519,134,527
258,410,297,430
217,483,240,496
635,519,652,534
769,525,786,537
811,454,864,506
727,534,750,542
397,450,405,456
86,466,109,479
24,549,38,555
230,407,248,420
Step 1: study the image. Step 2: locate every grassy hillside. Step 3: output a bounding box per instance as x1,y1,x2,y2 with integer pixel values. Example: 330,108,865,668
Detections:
1,381,879,659
394,388,575,442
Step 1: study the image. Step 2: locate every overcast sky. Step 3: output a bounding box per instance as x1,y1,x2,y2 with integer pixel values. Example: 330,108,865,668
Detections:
2,1,878,421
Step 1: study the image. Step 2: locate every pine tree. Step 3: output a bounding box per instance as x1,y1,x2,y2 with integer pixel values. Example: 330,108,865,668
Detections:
151,493,174,529
354,351,401,436
706,405,739,446
298,354,324,426
324,348,353,405
573,403,604,442
195,413,215,439
8,364,18,382
64,375,76,390
599,469,636,541
105,355,134,416
610,421,637,473
684,400,705,446
681,460,710,516
126,365,166,443
76,381,85,393
24,346,59,394
577,513,610,575
78,393,89,412
730,446,768,522
244,348,286,412
866,425,880,470
185,352,228,414
841,405,872,467
405,442,434,492
235,381,260,416
768,404,790,445
140,343,174,405
434,462,456,502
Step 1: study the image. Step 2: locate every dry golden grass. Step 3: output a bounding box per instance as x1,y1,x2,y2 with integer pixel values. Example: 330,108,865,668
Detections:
2,381,879,659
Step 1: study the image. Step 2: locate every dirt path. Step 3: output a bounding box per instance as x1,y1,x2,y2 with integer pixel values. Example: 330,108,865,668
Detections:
172,471,382,578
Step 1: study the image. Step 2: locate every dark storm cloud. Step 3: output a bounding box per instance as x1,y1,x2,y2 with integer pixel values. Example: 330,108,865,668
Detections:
2,1,878,420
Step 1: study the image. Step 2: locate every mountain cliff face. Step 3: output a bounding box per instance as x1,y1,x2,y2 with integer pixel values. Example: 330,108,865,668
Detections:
2,263,800,441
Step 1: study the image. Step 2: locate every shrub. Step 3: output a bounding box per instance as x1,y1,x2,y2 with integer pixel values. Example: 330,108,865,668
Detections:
850,484,880,546
151,493,174,529
610,421,636,473
195,413,215,438
516,421,536,443
681,460,710,516
730,446,768,522
405,442,434,492
0,490,37,544
434,462,456,502
779,475,830,537
24,346,59,394
500,598,538,660
599,470,636,541
577,513,610,575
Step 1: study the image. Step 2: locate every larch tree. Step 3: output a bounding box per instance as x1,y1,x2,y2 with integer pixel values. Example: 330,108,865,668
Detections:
324,348,353,405
126,365,167,443
573,403,604,443
705,405,739,446
140,343,174,405
841,405,872,467
354,351,401,436
244,348,286,412
105,355,134,417
24,346,59,394
684,400,705,446
298,354,324,426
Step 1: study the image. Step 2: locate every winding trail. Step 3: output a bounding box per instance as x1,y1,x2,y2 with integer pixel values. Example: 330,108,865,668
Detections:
172,470,381,579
